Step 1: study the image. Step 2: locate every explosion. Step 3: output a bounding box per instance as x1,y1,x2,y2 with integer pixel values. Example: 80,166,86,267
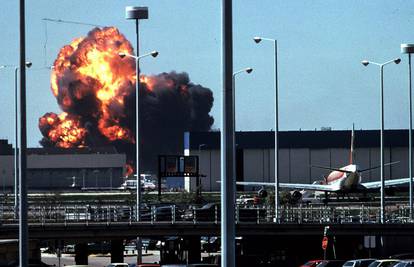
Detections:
39,27,214,174
39,112,87,148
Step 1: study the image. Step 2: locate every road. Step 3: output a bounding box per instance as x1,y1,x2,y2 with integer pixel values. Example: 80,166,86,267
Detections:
42,252,160,267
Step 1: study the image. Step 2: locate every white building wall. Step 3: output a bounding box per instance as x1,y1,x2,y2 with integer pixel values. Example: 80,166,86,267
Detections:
190,146,411,192
27,154,126,169
330,148,349,168
355,148,371,182
368,147,391,182
193,149,221,191
289,148,311,184
243,149,265,182
0,153,126,189
0,156,14,190
310,149,331,182
210,150,221,191
390,147,408,179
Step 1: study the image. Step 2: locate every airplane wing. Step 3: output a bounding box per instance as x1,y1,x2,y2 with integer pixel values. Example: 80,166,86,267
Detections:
362,178,414,189
236,181,340,192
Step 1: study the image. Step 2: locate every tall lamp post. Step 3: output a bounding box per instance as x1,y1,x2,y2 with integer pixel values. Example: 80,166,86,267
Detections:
13,62,32,218
233,67,253,131
119,50,157,265
18,0,28,265
253,36,279,221
232,67,253,193
125,5,149,222
0,62,32,218
401,43,414,221
361,57,401,223
221,1,234,265
119,50,158,220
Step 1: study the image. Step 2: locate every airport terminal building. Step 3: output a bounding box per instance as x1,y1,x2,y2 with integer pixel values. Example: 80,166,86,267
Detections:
0,128,412,193
0,140,126,191
186,129,413,192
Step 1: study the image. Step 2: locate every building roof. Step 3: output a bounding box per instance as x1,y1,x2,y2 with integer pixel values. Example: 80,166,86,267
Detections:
27,146,120,155
188,129,412,150
0,140,121,156
0,140,13,155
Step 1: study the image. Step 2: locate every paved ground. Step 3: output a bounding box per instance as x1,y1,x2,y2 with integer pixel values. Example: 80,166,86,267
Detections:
42,251,160,267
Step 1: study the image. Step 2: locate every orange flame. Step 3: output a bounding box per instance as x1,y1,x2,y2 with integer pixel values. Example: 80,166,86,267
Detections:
39,112,87,148
49,27,137,144
125,163,134,177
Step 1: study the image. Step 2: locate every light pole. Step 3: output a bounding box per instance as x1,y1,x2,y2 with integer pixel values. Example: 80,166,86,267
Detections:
119,44,157,265
361,57,401,223
233,67,253,131
401,44,414,221
232,68,252,194
0,62,32,218
221,1,234,265
254,36,279,221
18,0,28,265
125,5,149,222
119,50,158,220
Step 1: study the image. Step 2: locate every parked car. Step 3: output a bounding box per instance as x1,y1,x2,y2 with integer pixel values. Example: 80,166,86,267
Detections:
368,260,400,267
141,238,158,250
182,203,220,222
393,260,414,267
107,264,129,267
140,205,183,222
201,237,220,253
317,260,346,267
187,264,219,267
343,259,376,267
236,194,255,206
28,259,56,267
182,203,266,222
300,260,324,267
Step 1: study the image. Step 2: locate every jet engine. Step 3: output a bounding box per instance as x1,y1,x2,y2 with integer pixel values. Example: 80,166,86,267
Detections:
287,190,303,204
258,188,268,198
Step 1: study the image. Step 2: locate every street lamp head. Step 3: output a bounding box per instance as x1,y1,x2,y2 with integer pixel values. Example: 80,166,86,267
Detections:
401,44,414,54
361,60,369,67
25,62,32,68
394,58,401,64
253,37,262,44
125,6,148,20
246,68,253,74
150,51,159,58
118,52,126,59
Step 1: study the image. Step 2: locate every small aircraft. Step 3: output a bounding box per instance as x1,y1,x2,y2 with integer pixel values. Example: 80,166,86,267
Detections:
237,125,410,201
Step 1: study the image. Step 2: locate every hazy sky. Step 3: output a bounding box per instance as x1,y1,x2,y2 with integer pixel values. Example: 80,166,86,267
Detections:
0,1,414,147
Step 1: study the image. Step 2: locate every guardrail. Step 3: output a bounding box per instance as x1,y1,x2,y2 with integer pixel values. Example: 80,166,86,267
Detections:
0,203,412,225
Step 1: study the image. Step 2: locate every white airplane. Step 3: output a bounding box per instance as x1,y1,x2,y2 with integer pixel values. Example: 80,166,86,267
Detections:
237,125,411,196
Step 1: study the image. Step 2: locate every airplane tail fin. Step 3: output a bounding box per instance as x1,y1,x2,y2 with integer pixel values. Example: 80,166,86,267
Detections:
350,123,355,165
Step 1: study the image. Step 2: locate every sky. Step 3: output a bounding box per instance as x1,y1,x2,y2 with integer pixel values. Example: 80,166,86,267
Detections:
0,0,414,147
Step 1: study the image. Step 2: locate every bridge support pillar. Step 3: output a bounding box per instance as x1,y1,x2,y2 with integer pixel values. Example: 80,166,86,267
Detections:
185,236,201,264
74,243,88,265
111,239,124,263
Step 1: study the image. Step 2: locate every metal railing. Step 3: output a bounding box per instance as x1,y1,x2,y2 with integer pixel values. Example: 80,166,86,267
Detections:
0,203,412,225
